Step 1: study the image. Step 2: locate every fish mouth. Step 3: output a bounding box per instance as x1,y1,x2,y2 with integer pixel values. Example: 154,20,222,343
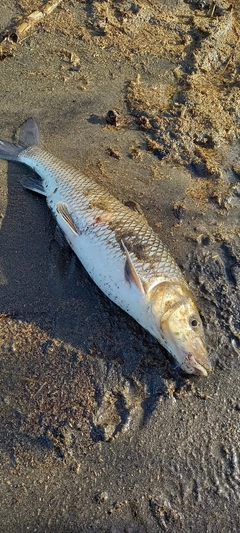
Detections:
163,329,212,376
187,353,212,377
160,321,212,376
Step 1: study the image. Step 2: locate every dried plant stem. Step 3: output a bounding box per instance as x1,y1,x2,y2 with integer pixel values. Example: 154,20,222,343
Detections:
0,0,63,60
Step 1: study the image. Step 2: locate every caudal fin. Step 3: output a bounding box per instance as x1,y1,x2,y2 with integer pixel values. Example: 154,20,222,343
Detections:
0,118,40,162
19,118,40,147
0,141,23,161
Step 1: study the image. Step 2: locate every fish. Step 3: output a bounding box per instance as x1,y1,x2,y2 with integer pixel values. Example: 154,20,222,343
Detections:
0,118,212,376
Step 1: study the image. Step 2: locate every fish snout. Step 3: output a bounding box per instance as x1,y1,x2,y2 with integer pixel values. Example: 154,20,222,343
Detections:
186,348,212,377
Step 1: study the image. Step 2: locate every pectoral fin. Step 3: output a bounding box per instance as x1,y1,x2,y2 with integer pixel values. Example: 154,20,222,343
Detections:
121,240,145,295
56,202,79,235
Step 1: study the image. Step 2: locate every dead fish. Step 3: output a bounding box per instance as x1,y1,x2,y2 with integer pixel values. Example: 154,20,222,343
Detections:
0,118,212,376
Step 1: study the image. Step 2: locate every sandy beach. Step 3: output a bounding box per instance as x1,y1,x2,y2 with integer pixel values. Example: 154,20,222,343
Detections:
0,1,240,531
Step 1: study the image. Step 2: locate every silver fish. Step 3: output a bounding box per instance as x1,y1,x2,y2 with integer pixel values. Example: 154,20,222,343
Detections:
0,118,212,376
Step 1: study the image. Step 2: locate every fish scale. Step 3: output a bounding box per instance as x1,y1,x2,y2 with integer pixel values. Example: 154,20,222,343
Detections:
0,118,212,376
22,145,183,286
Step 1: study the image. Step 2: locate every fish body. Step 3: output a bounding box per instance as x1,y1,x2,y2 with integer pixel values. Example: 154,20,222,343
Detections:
0,119,212,376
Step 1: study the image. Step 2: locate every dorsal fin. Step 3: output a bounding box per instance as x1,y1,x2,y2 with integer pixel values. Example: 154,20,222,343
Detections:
124,199,146,219
121,240,146,295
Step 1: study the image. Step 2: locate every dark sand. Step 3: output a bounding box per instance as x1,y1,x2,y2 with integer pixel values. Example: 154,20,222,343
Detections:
0,1,240,531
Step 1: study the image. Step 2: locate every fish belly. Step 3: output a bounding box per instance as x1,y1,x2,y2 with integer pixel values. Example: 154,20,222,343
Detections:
47,193,151,334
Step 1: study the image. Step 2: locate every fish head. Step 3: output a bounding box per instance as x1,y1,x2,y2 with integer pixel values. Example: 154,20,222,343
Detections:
149,282,212,376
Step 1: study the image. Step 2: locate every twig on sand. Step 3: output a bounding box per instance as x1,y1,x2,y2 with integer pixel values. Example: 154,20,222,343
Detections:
0,0,63,60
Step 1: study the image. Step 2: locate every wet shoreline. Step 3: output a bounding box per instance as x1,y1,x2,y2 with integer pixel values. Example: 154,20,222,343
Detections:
0,1,240,531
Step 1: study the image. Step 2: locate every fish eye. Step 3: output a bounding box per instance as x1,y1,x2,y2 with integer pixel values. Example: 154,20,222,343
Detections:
190,316,200,328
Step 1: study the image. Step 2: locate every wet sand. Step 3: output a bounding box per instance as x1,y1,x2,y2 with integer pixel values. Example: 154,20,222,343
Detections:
0,1,240,531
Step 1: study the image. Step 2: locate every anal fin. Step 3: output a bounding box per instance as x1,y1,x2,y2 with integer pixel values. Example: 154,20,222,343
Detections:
56,202,79,235
21,176,46,195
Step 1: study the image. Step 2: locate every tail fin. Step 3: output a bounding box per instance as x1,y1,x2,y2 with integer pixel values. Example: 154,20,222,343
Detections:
0,141,23,161
0,118,40,162
19,118,40,147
